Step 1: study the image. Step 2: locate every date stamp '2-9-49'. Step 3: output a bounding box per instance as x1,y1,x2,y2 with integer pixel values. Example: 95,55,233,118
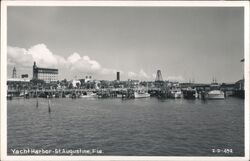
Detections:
212,149,233,154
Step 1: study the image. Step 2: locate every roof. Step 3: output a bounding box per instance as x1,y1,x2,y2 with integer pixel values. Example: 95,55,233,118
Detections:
235,79,244,84
7,78,30,82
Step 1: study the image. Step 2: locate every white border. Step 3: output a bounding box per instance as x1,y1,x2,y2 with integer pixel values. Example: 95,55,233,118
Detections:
1,1,249,161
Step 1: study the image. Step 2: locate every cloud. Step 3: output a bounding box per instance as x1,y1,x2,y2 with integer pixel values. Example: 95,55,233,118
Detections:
7,44,120,77
152,74,156,80
8,44,156,81
139,69,149,78
127,69,151,80
67,52,81,63
7,46,31,67
27,44,59,67
100,68,116,75
7,44,65,68
128,71,137,78
67,53,101,72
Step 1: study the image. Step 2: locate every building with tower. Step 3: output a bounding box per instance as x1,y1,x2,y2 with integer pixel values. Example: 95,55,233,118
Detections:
32,62,58,83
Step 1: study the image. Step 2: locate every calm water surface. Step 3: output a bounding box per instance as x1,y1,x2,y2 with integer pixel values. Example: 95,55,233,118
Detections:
7,97,244,156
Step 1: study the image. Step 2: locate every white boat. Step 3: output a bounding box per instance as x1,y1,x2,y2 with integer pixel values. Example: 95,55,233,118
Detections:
65,94,70,98
19,92,25,97
79,92,97,98
134,91,150,98
19,90,28,97
207,78,225,99
170,89,182,98
134,83,150,98
207,90,225,99
117,94,122,98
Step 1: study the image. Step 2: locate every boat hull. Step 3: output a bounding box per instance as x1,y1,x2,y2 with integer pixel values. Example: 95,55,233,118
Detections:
207,90,225,99
207,94,225,99
170,91,182,98
134,92,150,98
79,94,97,98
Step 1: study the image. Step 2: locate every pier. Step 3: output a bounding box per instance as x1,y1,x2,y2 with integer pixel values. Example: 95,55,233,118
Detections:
7,84,244,99
7,87,164,99
7,68,245,100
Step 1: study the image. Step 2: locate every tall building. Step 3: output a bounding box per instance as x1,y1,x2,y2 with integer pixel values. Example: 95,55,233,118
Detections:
32,62,58,83
155,70,163,81
12,66,17,78
117,72,120,81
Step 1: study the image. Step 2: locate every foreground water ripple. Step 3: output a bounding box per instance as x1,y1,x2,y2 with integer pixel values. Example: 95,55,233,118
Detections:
8,97,244,156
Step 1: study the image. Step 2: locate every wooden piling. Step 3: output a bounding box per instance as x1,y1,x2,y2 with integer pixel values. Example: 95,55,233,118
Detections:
36,97,38,108
48,99,51,113
35,89,38,108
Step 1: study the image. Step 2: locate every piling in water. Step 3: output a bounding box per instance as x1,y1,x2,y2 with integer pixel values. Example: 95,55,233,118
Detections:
36,97,38,108
48,99,51,113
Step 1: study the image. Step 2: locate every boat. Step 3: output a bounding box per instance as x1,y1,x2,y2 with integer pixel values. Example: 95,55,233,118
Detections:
19,90,28,97
134,83,150,98
7,94,13,100
117,94,123,98
64,94,70,98
79,92,98,98
182,87,198,99
207,90,225,99
207,78,225,99
134,91,150,98
170,89,182,98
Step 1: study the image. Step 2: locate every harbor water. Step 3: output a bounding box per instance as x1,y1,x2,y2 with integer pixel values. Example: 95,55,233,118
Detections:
7,97,244,156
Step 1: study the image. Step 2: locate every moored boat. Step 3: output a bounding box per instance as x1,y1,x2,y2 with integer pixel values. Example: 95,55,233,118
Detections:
79,92,98,98
207,78,225,99
207,90,225,99
134,91,150,98
134,83,150,98
7,94,13,100
170,89,182,98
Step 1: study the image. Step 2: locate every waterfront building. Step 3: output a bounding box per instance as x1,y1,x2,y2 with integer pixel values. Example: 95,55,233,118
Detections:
7,78,30,91
234,79,244,98
21,74,28,78
220,83,235,91
32,62,58,83
154,80,165,88
235,79,244,90
127,79,139,88
85,76,93,83
180,83,195,89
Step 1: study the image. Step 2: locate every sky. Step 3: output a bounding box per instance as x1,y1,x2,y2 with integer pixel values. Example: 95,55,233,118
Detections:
7,6,244,83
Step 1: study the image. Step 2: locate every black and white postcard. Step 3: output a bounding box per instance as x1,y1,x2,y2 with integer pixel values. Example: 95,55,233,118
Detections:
1,1,249,161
